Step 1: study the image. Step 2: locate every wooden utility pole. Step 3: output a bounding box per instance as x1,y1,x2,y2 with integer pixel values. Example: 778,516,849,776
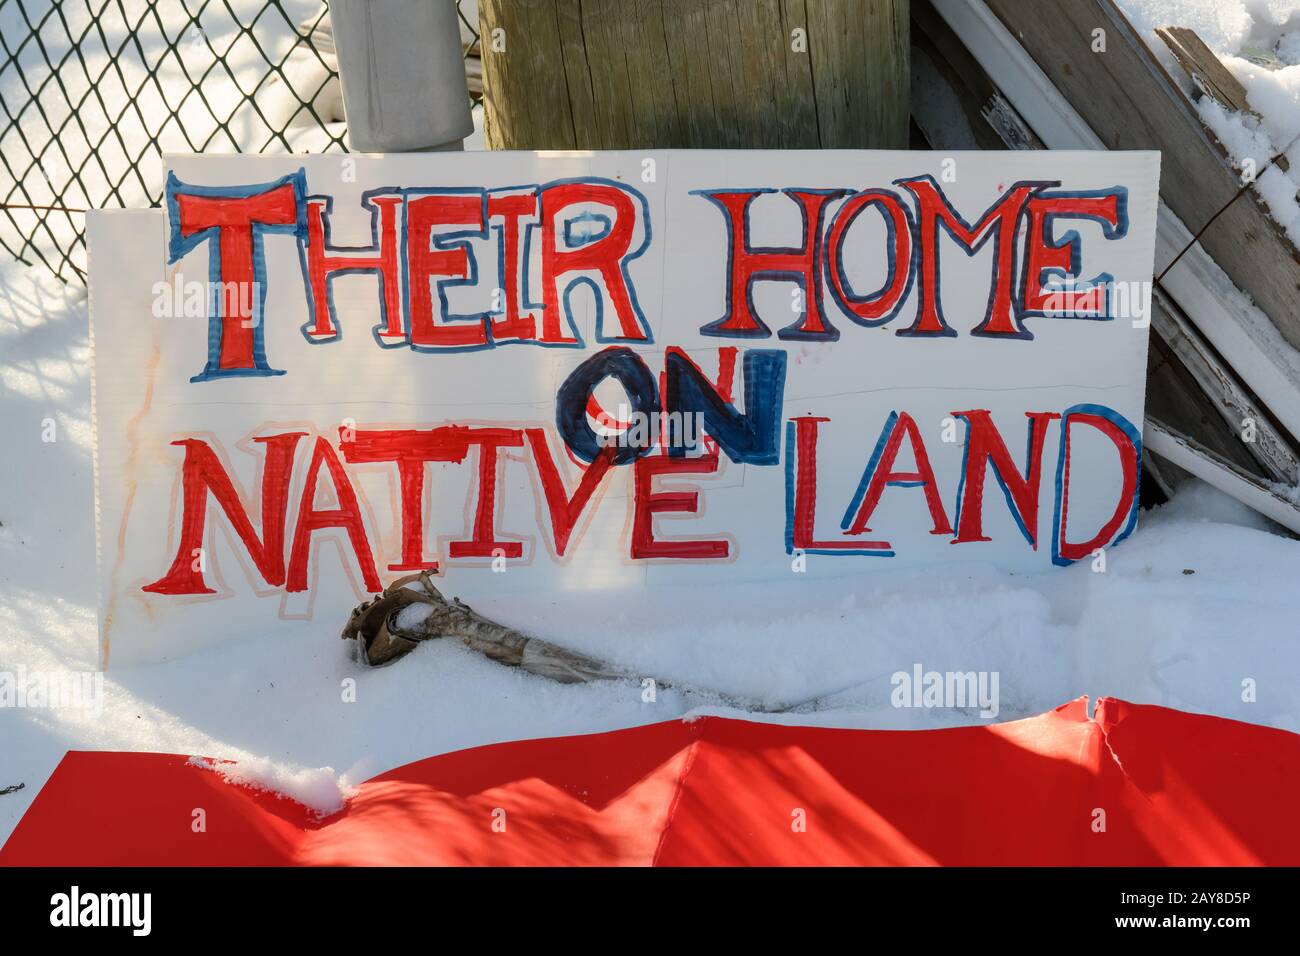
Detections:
479,0,909,150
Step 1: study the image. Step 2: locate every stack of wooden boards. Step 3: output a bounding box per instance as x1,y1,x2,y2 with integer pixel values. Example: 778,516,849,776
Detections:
913,0,1300,532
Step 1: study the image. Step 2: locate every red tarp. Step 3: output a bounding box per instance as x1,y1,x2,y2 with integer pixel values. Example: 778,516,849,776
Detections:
3,697,1298,865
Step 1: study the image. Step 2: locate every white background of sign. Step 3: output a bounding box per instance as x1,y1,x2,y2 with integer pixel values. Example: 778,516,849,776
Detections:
91,151,1158,665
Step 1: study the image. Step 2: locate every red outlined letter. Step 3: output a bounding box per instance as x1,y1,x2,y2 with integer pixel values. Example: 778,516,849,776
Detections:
526,429,617,557
340,427,474,572
632,454,728,559
697,188,846,340
786,417,893,555
896,176,1045,338
406,190,488,350
539,180,648,344
302,194,404,343
952,409,1059,548
144,433,304,595
167,172,304,380
487,189,541,344
448,427,526,560
825,189,914,327
287,436,382,592
843,411,951,536
1053,406,1141,564
1022,190,1126,319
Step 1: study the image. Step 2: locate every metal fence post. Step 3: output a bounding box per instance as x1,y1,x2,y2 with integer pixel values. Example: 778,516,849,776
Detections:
329,0,473,152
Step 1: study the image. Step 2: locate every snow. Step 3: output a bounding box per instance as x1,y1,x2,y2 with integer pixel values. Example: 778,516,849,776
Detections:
394,603,436,631
186,756,350,818
1196,65,1300,246
1280,30,1300,62
2,246,1300,832
1117,0,1300,247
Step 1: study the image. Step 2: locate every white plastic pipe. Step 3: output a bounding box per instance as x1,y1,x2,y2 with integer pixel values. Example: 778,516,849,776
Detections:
329,0,474,152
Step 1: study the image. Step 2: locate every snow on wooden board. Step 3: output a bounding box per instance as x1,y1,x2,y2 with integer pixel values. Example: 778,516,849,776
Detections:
89,151,1159,665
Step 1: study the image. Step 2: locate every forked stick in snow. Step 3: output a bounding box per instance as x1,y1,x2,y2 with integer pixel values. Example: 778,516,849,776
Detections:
342,574,822,713
341,572,629,683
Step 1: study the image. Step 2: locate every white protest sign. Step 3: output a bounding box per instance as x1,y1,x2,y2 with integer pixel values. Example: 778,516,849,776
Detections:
90,150,1158,665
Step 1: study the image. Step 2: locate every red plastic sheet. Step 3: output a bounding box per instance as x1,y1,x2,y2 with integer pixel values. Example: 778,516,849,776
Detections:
3,697,1297,865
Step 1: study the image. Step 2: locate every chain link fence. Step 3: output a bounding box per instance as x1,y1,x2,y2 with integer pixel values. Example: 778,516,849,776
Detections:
0,0,481,283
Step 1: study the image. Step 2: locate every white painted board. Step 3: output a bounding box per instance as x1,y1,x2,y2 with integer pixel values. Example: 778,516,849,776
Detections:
90,150,1159,664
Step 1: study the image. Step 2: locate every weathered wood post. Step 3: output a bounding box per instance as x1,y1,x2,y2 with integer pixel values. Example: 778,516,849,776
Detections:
478,0,909,150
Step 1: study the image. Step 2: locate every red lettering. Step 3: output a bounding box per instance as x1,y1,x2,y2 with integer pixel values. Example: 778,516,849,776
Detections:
540,181,647,343
171,179,302,377
143,433,303,595
1055,409,1140,563
448,428,526,560
825,189,914,326
952,410,1059,547
303,195,403,342
1022,192,1123,318
406,191,487,349
287,437,382,593
788,417,892,555
526,429,617,557
844,412,951,536
340,427,473,572
632,454,728,559
487,190,540,343
897,177,1043,338
699,188,845,339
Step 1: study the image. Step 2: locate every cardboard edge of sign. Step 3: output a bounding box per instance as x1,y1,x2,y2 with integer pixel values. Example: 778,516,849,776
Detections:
86,208,168,670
